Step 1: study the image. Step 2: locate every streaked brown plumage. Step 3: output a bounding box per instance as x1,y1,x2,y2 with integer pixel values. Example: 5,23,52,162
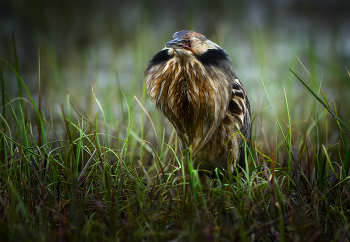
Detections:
145,30,251,176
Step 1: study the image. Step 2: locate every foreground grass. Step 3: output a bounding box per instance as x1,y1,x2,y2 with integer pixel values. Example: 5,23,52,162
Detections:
1,50,350,241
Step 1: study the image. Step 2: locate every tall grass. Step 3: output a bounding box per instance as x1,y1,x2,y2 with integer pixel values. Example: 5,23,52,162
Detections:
1,33,349,241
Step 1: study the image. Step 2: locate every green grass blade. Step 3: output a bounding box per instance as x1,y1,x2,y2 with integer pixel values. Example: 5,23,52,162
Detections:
91,85,109,148
5,60,47,147
290,69,350,132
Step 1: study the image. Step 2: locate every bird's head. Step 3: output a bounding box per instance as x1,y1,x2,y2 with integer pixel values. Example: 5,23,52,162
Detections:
145,30,234,82
164,30,222,59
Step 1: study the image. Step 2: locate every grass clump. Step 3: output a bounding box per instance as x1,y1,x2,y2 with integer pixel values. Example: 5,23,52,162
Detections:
1,42,350,242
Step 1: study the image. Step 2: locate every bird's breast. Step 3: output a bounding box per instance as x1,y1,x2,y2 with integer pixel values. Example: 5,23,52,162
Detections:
145,56,232,151
165,61,204,144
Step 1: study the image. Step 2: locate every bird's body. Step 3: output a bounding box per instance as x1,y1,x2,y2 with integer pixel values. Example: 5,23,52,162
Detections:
145,30,251,176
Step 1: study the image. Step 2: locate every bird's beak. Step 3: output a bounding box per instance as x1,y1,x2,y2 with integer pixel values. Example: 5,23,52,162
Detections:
165,38,185,48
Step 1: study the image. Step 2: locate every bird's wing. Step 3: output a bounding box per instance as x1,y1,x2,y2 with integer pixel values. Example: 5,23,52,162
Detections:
228,78,251,140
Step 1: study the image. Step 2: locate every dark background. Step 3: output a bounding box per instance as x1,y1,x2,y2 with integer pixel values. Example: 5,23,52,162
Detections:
1,0,350,134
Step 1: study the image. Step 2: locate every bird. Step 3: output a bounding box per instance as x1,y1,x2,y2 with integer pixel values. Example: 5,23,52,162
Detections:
144,30,251,177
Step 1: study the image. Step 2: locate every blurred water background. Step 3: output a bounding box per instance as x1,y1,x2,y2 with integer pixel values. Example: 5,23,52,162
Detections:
1,0,350,144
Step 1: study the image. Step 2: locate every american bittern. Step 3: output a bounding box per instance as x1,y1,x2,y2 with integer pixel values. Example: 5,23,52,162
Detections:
145,30,251,177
